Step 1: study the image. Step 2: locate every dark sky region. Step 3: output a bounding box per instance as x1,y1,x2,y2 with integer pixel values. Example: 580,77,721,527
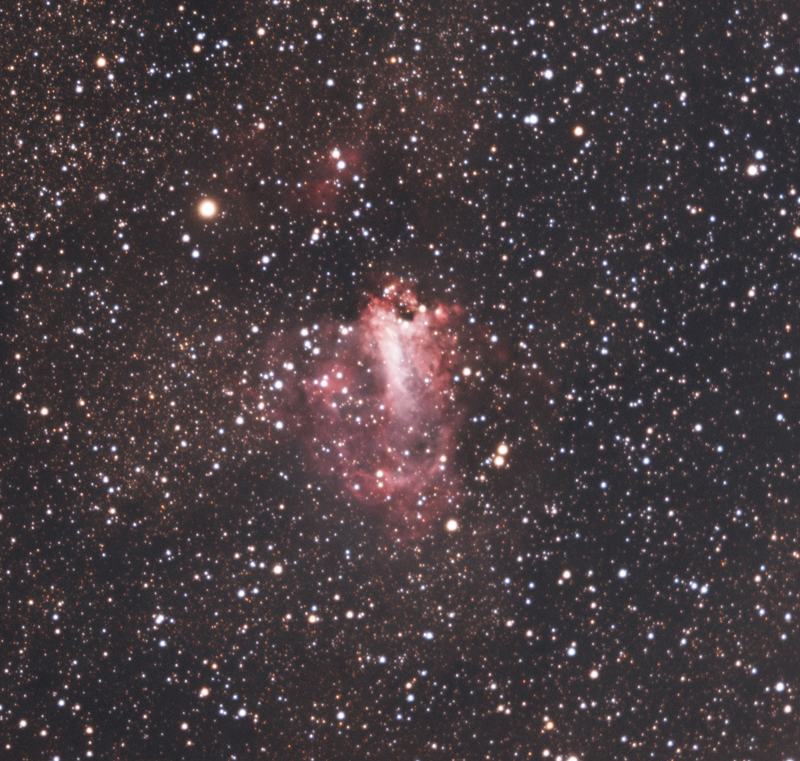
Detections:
3,1,800,759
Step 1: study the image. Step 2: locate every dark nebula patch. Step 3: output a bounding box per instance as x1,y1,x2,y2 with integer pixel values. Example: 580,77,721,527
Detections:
256,280,484,538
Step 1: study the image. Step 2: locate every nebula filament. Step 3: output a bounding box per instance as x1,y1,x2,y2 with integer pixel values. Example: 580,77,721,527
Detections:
259,280,471,538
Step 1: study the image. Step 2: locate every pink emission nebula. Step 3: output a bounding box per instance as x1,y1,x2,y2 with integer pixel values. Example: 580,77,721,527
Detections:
258,280,474,539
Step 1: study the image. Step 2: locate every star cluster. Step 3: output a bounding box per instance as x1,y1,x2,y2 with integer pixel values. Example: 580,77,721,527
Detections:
3,0,800,759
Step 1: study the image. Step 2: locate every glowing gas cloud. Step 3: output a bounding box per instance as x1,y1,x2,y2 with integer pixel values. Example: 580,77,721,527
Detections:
257,279,484,539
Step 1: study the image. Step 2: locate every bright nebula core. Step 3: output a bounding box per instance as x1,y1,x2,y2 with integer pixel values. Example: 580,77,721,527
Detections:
260,280,475,538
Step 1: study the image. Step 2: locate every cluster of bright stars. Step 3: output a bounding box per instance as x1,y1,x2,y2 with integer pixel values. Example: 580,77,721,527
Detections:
494,442,509,467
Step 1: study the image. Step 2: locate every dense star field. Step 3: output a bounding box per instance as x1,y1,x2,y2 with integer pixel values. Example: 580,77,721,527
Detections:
3,0,800,759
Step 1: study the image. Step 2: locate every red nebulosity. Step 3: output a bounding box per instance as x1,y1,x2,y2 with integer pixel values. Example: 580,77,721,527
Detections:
260,280,469,539
295,145,366,215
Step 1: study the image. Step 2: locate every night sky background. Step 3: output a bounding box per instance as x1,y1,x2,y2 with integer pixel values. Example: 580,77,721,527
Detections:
3,0,800,759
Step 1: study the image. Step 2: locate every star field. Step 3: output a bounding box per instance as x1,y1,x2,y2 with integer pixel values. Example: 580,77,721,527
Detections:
3,0,800,759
